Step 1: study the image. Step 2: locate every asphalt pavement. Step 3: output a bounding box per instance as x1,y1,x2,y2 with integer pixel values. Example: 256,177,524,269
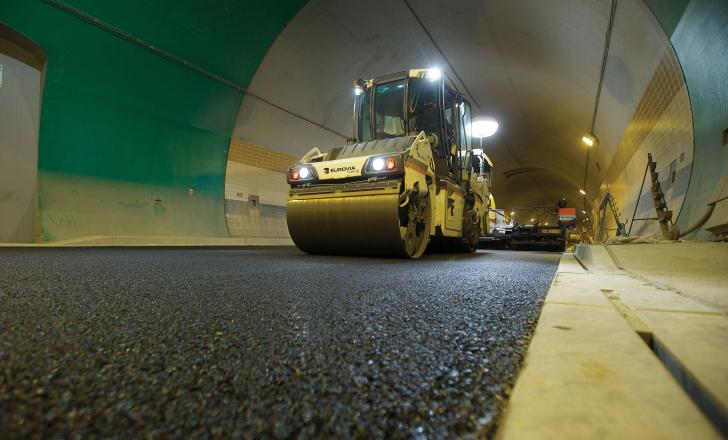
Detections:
0,247,559,438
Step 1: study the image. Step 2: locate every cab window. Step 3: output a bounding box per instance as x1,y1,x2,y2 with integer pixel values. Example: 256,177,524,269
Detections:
373,80,406,139
408,77,444,157
357,87,372,142
459,100,472,153
443,86,455,152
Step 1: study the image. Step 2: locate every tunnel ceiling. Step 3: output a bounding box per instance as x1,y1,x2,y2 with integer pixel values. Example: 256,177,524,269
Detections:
235,0,672,219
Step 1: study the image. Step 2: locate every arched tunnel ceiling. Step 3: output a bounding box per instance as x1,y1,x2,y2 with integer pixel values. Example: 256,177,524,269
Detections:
234,0,671,218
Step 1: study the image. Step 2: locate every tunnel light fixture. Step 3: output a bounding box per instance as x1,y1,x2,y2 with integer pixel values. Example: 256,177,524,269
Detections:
581,210,587,214
472,118,499,138
579,189,587,195
510,211,515,216
426,68,442,81
582,133,597,147
530,218,535,222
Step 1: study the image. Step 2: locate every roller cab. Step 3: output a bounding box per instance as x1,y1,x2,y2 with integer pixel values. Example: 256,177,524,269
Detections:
286,69,493,258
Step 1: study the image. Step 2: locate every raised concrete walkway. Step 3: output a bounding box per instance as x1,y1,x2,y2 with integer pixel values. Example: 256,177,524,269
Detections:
0,235,294,247
497,242,728,439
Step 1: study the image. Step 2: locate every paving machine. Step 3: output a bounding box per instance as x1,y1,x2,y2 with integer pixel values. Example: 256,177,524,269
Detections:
507,206,577,252
286,69,493,258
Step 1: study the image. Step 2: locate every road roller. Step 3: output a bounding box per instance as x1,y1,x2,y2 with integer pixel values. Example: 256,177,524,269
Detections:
286,68,493,258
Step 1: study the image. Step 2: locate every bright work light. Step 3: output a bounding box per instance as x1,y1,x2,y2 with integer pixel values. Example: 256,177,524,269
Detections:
472,118,499,138
426,68,442,81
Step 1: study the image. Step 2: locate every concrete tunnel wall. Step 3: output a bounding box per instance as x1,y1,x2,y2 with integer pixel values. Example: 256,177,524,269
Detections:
0,0,305,242
667,0,728,238
0,28,43,243
589,0,728,240
0,0,725,242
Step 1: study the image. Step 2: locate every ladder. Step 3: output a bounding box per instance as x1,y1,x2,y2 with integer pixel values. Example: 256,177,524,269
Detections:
648,153,677,239
628,153,677,239
596,192,625,242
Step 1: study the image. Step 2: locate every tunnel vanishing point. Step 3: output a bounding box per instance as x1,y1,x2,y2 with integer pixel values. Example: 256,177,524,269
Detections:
1,0,728,438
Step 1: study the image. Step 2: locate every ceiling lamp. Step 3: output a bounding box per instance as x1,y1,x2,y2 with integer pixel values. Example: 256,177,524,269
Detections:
582,133,597,147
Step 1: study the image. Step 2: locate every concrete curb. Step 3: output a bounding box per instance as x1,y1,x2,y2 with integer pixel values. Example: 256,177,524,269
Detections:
0,235,295,247
495,246,724,439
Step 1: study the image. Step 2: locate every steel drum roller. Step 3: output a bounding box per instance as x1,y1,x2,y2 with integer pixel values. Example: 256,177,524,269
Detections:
287,192,408,257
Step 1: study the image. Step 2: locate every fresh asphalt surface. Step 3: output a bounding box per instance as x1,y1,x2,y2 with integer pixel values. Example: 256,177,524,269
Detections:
0,247,559,438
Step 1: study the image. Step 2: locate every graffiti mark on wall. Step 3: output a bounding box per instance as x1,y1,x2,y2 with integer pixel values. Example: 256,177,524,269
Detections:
47,214,82,232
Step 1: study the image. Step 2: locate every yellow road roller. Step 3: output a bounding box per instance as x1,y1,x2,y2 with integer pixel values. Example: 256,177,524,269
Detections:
286,69,493,258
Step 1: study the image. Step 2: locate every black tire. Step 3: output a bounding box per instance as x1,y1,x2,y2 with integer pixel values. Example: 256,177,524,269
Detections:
400,182,431,259
462,219,480,253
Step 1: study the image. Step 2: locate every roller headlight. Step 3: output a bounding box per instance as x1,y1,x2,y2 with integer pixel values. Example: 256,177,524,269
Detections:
288,164,317,183
365,155,400,175
371,157,386,171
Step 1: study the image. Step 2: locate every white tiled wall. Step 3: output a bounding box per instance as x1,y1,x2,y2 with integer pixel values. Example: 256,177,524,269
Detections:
224,141,293,239
592,47,694,240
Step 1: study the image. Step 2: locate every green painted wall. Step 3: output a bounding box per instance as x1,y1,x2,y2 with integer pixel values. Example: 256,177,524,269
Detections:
0,0,304,241
643,0,690,37
669,0,728,238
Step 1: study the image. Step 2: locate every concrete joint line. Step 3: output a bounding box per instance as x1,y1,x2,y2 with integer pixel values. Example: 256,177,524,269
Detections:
623,266,725,315
652,337,728,437
634,307,726,316
601,289,653,346
601,287,728,436
544,300,610,309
